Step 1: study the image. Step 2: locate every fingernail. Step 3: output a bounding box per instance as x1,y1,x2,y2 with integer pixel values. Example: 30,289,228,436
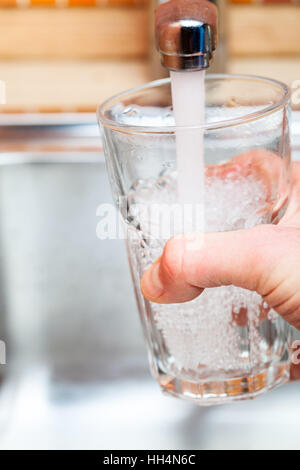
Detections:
141,262,164,300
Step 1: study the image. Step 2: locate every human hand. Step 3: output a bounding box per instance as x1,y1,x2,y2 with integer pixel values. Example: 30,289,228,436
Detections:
141,153,300,332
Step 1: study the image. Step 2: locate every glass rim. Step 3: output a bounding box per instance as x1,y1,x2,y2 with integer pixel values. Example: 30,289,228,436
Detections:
97,73,290,134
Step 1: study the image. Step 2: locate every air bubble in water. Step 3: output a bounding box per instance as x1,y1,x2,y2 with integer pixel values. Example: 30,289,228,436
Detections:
126,169,280,374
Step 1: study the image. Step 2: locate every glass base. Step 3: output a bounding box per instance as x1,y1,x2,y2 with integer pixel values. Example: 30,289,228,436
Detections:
158,363,290,406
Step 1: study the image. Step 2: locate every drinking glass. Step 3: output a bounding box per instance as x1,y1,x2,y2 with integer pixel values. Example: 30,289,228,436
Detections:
98,74,291,405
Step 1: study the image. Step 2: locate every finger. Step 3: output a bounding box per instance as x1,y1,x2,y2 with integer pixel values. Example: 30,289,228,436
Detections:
141,225,276,304
280,162,300,227
292,161,300,186
141,225,300,329
206,148,283,199
290,363,300,381
232,300,272,328
206,149,287,222
140,235,203,303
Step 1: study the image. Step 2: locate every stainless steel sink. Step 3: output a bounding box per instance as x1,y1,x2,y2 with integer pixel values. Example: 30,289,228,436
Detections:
0,113,299,450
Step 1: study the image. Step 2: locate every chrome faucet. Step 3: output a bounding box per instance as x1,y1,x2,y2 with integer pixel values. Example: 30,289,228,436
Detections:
150,0,227,77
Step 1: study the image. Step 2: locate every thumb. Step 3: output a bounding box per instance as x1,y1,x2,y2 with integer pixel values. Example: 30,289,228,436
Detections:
140,225,300,329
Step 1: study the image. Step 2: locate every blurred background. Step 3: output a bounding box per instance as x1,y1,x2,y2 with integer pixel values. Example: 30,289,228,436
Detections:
0,0,300,450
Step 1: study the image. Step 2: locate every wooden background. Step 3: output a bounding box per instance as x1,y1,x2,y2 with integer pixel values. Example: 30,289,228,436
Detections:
0,1,299,111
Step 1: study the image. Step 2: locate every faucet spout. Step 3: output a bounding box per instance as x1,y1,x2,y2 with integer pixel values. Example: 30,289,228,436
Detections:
155,0,218,71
